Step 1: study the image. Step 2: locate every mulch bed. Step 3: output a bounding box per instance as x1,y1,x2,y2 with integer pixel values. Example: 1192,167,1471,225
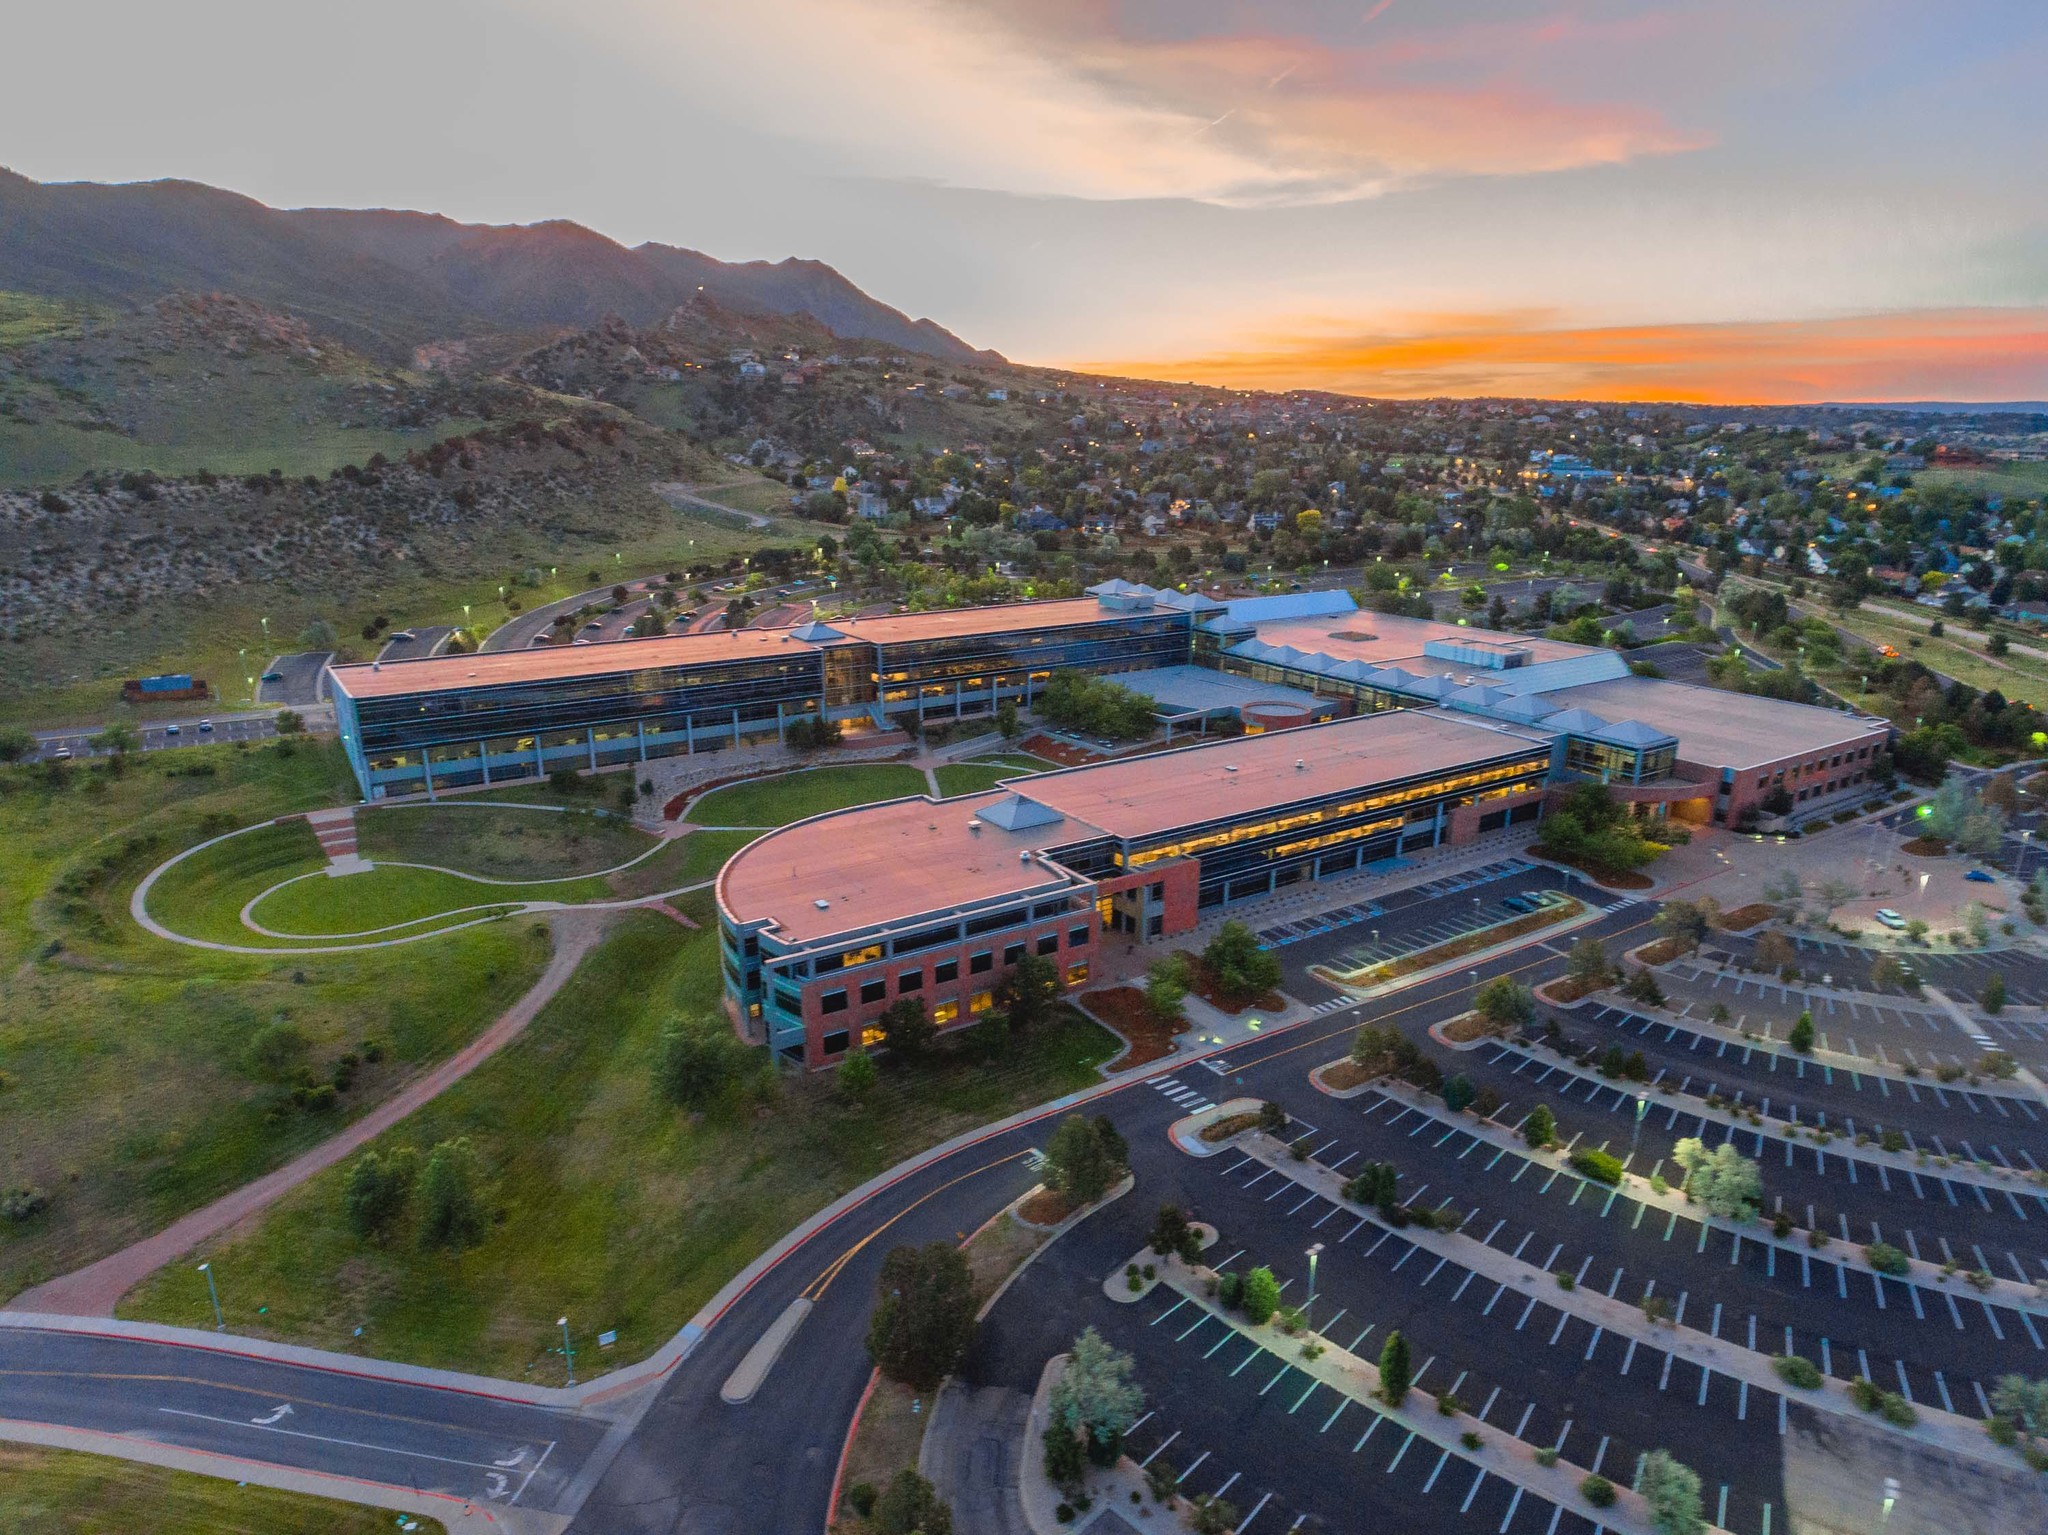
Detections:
1901,836,1950,857
1439,1010,1510,1044
1176,951,1284,1015
1017,1188,1078,1225
1322,899,1585,987
1199,1111,1264,1142
1316,1060,1377,1091
1633,936,1688,966
1535,974,1601,1005
1087,987,1188,1071
1713,903,1778,932
1530,846,1655,890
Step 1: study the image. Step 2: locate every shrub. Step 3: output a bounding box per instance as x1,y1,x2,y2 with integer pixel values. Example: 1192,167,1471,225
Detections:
343,1147,418,1239
1580,1474,1616,1509
1638,1450,1705,1535
846,1482,878,1518
1461,1430,1482,1449
873,1470,952,1535
1570,1147,1624,1186
1258,1099,1290,1134
0,1186,50,1223
1880,1128,1906,1154
1865,1241,1910,1276
1535,1446,1560,1467
1523,1104,1556,1149
1474,976,1536,1029
1218,1272,1245,1310
1042,1424,1086,1490
1436,1389,1462,1416
655,1020,753,1109
1555,1270,1576,1291
416,1138,486,1250
1773,1354,1823,1390
1241,1266,1281,1325
1788,1011,1816,1053
1377,1330,1412,1404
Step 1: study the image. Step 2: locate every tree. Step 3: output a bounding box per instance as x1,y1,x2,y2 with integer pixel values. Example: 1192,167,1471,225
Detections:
1524,1103,1557,1149
1378,1329,1412,1404
1188,1494,1240,1535
1653,899,1714,953
995,952,1061,1031
996,698,1019,740
1443,1075,1476,1113
1638,1450,1705,1535
1345,1161,1400,1213
838,1046,879,1101
1673,1137,1761,1220
417,1137,486,1250
879,997,935,1058
866,1242,976,1391
1142,955,1190,1022
343,1148,418,1239
1241,1266,1281,1325
1871,954,1911,992
1536,781,1665,873
873,1469,953,1535
655,1021,751,1108
273,709,305,735
93,722,137,758
1041,1421,1086,1491
1202,921,1280,1005
1566,937,1613,988
1473,976,1535,1029
1761,870,1804,905
1622,968,1666,1008
242,1019,308,1081
1049,1326,1145,1449
1149,1204,1202,1263
1037,671,1155,740
0,726,34,764
1983,974,2008,1014
1044,1114,1125,1205
1991,1374,2048,1443
1753,930,1796,972
1787,1011,1816,1053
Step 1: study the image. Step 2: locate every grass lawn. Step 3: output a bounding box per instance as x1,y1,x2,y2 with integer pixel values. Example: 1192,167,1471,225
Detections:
120,912,1120,1380
686,763,928,826
357,804,655,880
0,1444,444,1535
934,752,1057,796
0,739,551,1300
247,866,541,938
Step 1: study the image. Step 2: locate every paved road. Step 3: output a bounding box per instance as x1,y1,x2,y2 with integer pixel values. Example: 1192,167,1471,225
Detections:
256,650,333,707
376,626,457,663
0,1326,608,1517
32,709,298,763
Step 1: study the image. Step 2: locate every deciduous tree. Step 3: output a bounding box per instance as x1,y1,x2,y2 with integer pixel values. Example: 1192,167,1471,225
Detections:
866,1242,976,1391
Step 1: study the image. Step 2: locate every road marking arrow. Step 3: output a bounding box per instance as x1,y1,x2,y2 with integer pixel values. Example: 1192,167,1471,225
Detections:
249,1404,294,1426
484,1472,510,1500
492,1447,531,1468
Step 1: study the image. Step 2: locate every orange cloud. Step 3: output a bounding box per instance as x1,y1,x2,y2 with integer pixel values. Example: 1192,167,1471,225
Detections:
1082,309,2048,404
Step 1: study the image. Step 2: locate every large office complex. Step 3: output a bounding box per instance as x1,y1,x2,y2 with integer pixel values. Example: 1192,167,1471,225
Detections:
328,581,1890,1068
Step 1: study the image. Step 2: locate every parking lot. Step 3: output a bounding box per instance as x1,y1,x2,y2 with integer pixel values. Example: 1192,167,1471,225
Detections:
254,649,331,706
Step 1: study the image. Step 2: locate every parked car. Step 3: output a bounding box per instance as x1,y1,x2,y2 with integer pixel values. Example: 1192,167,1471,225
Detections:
1965,869,1995,883
197,719,213,733
164,723,180,736
1874,908,1907,930
50,747,72,760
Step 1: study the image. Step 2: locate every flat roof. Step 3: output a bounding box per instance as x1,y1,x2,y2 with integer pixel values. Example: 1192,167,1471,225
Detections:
330,597,1147,701
1017,710,1552,843
1537,676,1889,771
1107,665,1327,717
1241,612,1603,672
717,791,1099,947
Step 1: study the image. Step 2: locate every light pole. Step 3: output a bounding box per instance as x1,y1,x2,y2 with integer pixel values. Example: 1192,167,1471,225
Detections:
560,1316,576,1386
1631,1095,1648,1159
1306,1242,1324,1307
197,1262,224,1332
1881,1477,1899,1527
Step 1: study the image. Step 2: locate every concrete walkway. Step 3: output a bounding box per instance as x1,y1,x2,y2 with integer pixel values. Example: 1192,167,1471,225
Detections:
7,912,612,1318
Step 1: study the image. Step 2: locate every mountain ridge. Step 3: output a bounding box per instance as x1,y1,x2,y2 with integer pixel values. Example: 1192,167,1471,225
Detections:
0,168,999,365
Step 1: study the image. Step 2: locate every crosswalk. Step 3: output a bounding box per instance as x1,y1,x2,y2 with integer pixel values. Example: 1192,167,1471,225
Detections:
1148,1074,1219,1115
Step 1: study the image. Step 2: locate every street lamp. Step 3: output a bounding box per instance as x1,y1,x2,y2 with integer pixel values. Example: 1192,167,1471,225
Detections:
197,1262,224,1332
560,1316,576,1386
1631,1095,1648,1159
1306,1242,1324,1306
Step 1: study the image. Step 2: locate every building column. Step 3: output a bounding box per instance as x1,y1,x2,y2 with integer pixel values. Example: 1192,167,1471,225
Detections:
587,728,597,771
637,721,648,761
478,745,492,786
686,714,695,755
731,706,741,745
953,679,963,718
777,702,786,744
534,739,545,777
421,747,435,801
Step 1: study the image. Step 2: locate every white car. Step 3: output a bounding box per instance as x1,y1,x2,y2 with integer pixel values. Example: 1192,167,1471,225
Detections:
1874,908,1907,930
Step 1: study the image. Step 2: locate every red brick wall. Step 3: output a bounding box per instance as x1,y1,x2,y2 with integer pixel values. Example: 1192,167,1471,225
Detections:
1717,730,1888,825
792,910,1100,1068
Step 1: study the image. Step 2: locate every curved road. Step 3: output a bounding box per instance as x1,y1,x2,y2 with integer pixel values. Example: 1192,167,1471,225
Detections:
0,899,1652,1531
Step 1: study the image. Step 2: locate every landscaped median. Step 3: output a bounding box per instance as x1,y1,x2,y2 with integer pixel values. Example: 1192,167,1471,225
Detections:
1088,1241,1727,1535
1308,894,1600,997
1280,1068,2048,1468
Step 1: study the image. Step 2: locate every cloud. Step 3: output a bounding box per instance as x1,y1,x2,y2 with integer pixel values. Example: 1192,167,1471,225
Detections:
1080,308,2048,404
560,0,1701,206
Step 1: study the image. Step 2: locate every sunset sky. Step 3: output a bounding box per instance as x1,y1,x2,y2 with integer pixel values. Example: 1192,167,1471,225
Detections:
7,0,2045,402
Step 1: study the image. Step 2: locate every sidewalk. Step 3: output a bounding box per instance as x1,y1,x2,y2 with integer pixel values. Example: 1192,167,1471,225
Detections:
8,912,611,1318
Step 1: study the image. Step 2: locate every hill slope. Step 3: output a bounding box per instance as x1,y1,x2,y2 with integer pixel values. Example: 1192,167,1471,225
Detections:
0,168,997,364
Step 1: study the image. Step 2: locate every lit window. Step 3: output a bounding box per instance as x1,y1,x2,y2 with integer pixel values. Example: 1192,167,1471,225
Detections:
970,991,994,1015
933,1000,960,1025
1065,963,1089,986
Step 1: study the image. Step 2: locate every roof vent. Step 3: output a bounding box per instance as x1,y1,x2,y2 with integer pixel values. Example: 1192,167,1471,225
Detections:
1295,759,1306,771
1019,850,1031,863
1225,764,1239,773
968,820,982,836
813,899,830,910
371,661,381,671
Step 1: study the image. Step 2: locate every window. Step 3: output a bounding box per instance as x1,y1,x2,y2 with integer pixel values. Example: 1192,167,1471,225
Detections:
840,942,883,968
970,991,994,1015
821,989,849,1015
970,950,993,974
1065,962,1089,986
860,979,887,1004
933,1000,960,1025
898,970,924,993
935,958,959,983
1037,933,1060,956
823,1030,850,1057
1147,881,1165,901
1069,925,1091,947
1147,914,1164,938
861,1024,886,1047
773,989,801,1015
1003,942,1026,965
